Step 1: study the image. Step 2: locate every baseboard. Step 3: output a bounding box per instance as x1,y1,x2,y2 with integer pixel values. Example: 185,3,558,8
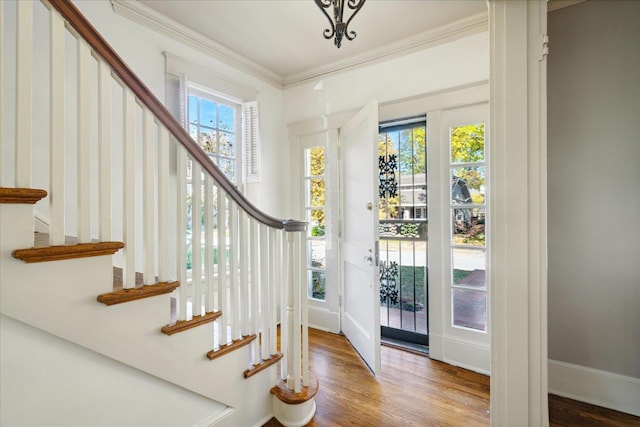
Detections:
429,333,490,375
33,211,49,233
308,305,340,334
548,359,640,416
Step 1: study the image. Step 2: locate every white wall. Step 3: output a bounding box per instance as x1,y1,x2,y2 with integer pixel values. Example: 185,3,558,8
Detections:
548,1,640,379
283,32,489,124
0,315,227,427
71,0,288,218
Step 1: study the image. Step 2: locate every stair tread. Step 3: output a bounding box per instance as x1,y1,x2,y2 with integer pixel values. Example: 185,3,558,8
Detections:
207,334,257,361
0,187,47,204
13,237,124,263
97,281,180,306
244,352,283,379
161,311,222,335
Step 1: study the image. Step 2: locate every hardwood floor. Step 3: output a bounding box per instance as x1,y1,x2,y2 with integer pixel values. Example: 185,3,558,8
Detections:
265,328,640,427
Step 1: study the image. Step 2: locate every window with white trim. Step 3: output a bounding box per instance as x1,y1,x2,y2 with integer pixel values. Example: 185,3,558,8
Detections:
185,87,260,184
449,123,487,332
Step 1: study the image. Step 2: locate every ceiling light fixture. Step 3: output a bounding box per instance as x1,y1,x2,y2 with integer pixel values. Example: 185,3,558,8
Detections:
314,0,366,48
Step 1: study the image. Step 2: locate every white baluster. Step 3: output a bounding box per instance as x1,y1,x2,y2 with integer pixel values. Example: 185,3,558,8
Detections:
157,127,170,281
142,109,156,285
269,227,279,355
192,162,202,317
176,148,188,320
250,218,260,362
301,230,310,387
0,1,5,186
217,189,228,345
15,0,33,188
204,176,214,314
281,228,289,382
122,89,136,289
228,201,238,340
98,60,111,242
77,40,91,243
49,9,65,246
260,224,270,359
239,210,249,337
292,229,302,392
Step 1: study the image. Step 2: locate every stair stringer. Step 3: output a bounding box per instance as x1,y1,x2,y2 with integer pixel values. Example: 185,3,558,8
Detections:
0,204,277,427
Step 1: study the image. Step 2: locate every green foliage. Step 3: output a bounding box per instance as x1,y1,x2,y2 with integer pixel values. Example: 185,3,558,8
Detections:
451,124,485,163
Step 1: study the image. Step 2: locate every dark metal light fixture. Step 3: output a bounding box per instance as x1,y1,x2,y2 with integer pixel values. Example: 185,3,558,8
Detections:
314,0,366,48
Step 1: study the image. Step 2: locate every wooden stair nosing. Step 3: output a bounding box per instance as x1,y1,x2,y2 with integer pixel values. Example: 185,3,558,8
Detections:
97,281,180,306
161,311,222,335
206,334,257,361
13,241,125,263
0,187,48,204
244,352,283,379
270,371,319,405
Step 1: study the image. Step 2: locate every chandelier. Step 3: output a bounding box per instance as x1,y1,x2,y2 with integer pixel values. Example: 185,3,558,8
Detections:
314,0,366,48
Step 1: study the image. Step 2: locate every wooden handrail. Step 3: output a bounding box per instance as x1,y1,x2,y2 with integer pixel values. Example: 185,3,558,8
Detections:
45,0,284,229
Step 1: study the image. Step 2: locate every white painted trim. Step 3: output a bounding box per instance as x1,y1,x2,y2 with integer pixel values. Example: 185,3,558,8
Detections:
110,0,282,87
488,1,548,425
308,306,340,334
164,52,259,102
430,333,491,376
110,0,487,89
547,0,586,13
33,211,49,234
191,407,235,427
283,13,488,87
548,360,640,417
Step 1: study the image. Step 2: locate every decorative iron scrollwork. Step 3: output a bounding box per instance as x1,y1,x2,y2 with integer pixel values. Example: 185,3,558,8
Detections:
379,261,399,305
378,154,398,199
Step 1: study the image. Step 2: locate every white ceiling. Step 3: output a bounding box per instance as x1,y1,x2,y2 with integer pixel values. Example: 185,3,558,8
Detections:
116,1,488,86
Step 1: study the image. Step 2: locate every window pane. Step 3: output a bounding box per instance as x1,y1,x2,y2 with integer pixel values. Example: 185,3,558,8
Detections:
199,98,217,127
198,129,216,154
452,208,485,246
451,123,485,163
306,146,325,176
217,158,235,181
453,288,486,331
189,124,198,140
452,248,486,288
309,179,325,207
188,95,198,123
310,240,326,269
309,270,326,300
219,131,235,157
309,209,325,236
219,104,234,131
451,166,485,204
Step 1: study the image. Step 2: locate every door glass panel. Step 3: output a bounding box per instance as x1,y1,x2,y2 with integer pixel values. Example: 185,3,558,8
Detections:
452,208,486,246
451,166,486,204
378,119,428,345
452,288,487,331
452,248,486,288
449,122,487,332
451,123,485,163
305,146,326,300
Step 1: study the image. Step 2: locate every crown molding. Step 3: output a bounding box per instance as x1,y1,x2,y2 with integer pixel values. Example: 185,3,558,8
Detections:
110,0,284,88
547,0,587,13
111,0,488,90
283,12,488,87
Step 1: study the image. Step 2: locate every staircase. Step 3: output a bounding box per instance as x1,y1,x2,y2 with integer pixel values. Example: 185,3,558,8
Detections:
0,1,316,426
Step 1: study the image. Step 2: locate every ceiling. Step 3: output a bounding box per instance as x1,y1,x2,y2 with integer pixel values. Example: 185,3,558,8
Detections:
114,1,489,86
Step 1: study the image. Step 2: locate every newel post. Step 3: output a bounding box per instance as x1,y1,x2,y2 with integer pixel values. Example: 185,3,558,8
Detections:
271,220,318,427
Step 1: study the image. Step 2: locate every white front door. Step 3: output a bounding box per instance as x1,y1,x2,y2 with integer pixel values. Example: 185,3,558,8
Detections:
340,100,381,375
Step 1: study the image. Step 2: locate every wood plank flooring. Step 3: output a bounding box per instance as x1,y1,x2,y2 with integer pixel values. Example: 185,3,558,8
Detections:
265,328,640,426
